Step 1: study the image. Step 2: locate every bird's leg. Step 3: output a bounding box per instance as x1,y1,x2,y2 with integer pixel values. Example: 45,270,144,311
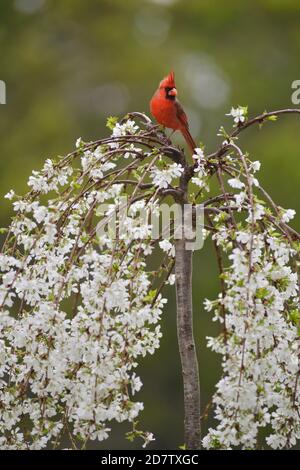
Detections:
149,124,161,131
156,124,167,136
165,129,176,145
169,129,176,138
162,127,173,145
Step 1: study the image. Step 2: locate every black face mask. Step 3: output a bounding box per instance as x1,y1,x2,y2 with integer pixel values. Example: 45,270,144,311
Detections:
165,87,176,100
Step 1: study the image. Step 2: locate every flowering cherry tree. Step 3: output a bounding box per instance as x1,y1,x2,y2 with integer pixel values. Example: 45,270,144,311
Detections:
0,107,300,450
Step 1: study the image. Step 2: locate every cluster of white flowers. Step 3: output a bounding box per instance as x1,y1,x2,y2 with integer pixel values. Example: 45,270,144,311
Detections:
80,147,117,182
150,162,184,189
110,120,139,149
226,106,248,125
0,118,174,449
191,148,210,192
203,147,300,449
27,159,73,194
2,110,298,451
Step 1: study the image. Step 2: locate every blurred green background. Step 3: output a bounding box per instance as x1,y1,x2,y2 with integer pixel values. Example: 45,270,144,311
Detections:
1,0,300,449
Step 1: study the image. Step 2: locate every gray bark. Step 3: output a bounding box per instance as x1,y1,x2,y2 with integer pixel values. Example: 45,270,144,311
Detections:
175,237,201,449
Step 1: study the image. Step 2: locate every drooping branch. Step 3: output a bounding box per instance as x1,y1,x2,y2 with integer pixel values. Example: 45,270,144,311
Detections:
231,108,300,138
187,108,300,172
1,107,300,451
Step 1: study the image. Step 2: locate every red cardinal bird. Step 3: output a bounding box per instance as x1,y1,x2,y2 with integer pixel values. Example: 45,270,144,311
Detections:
150,71,196,153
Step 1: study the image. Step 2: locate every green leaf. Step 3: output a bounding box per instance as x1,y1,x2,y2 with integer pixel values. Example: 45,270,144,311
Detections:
125,432,135,442
106,116,119,130
240,105,248,116
266,115,278,122
71,181,82,190
143,289,157,303
289,309,300,325
256,287,269,299
112,262,119,272
132,170,141,180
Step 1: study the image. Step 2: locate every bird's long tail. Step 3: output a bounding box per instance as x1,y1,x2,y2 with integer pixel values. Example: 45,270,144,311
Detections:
180,126,196,154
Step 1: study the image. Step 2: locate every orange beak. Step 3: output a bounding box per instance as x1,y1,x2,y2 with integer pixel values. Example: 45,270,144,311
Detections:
168,88,177,96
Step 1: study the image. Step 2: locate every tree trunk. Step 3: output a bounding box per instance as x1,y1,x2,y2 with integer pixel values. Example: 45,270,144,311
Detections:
175,238,201,449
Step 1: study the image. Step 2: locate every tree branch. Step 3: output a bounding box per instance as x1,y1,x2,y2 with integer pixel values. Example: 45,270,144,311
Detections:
175,237,201,449
174,158,201,449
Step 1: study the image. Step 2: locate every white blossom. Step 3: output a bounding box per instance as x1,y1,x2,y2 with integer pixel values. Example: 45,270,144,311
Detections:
228,178,245,189
0,124,169,449
167,274,176,286
203,150,300,450
1,113,299,452
226,106,247,124
281,209,296,223
159,239,175,257
4,190,15,200
251,160,261,172
76,137,83,148
151,163,184,189
110,120,139,149
192,147,205,161
142,432,155,448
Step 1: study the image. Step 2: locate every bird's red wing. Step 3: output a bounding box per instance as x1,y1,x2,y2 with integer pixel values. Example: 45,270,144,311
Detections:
175,100,196,152
175,100,190,129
